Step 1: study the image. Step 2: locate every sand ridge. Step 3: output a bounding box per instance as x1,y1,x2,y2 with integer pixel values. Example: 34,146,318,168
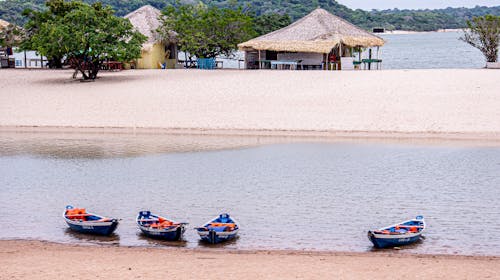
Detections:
1,69,499,137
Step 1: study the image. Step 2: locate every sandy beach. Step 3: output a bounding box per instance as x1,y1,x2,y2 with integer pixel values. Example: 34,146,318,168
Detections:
1,240,499,279
1,69,499,141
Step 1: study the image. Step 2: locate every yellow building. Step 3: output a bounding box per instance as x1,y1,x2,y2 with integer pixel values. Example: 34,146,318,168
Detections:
124,5,177,69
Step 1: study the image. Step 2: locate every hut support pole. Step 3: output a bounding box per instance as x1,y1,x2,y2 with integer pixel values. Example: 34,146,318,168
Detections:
258,50,261,69
339,44,342,71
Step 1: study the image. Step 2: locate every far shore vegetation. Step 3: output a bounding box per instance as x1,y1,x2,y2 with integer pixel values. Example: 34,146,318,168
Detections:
1,0,500,32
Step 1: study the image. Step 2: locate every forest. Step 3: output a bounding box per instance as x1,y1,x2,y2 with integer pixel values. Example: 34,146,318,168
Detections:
1,0,500,31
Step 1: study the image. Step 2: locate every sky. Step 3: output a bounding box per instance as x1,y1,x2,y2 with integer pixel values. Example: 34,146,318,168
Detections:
337,0,500,10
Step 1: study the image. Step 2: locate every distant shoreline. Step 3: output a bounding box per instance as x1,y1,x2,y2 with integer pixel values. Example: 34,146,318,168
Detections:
381,28,464,35
1,240,499,279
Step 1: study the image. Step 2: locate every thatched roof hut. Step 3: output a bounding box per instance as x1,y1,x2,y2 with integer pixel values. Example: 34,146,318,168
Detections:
124,5,178,69
0,19,10,30
238,8,384,53
124,5,163,49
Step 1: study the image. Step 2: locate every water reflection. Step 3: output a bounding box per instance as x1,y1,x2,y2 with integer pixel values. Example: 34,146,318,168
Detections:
136,233,188,248
197,236,241,249
64,229,120,245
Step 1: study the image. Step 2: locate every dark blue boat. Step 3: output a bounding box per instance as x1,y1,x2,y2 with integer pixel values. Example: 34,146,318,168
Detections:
368,216,426,248
136,211,187,241
195,213,239,244
63,205,119,236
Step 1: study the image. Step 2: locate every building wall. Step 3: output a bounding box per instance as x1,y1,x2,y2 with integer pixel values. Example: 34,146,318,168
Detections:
277,52,323,65
136,43,166,69
12,50,47,68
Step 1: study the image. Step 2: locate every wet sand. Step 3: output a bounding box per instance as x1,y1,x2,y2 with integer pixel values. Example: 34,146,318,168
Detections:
1,240,499,279
1,69,499,141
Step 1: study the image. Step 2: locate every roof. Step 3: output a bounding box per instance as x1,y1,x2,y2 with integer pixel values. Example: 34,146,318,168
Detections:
238,8,385,53
124,5,162,45
0,19,10,30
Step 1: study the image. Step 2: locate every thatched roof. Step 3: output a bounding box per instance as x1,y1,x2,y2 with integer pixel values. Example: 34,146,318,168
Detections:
124,5,162,45
239,8,385,53
0,19,10,30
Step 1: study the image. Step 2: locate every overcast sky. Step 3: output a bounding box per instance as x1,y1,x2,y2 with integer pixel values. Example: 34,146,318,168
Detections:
337,0,500,10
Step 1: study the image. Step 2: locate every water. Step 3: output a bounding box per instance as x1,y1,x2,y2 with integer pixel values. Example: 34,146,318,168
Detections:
377,32,485,69
1,132,499,255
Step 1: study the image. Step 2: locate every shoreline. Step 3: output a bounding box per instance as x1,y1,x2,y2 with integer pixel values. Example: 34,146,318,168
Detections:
2,125,500,146
382,28,463,35
1,240,499,279
2,239,499,259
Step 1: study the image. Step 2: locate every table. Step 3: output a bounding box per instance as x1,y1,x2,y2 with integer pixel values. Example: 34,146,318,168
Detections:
257,60,272,69
101,61,122,71
178,59,197,68
270,60,300,70
361,59,382,70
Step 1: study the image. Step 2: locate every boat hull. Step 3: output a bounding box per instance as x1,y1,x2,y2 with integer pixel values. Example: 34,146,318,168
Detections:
66,220,118,236
368,231,422,248
198,229,238,244
139,225,185,241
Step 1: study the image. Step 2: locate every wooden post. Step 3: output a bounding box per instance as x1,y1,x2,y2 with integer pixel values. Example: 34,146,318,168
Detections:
24,50,27,68
339,44,342,70
368,49,372,70
258,50,261,69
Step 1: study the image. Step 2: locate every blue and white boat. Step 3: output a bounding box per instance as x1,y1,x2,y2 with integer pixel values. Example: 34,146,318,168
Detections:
136,211,187,241
368,216,426,248
195,213,239,244
63,205,119,235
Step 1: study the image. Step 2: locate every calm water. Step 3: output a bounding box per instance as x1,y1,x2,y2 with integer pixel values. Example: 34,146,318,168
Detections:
378,32,485,69
1,133,499,255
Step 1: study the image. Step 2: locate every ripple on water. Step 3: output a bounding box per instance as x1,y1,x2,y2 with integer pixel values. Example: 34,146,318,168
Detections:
0,134,499,255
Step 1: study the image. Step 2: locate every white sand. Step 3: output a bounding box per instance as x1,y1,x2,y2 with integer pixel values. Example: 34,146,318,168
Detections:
0,69,499,137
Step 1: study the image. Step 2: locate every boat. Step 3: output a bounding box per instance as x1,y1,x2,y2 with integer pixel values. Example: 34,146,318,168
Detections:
195,213,239,244
63,205,119,235
136,211,187,241
368,215,426,248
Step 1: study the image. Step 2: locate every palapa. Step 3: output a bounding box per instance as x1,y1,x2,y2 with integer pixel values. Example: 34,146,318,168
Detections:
238,8,385,53
124,5,176,52
0,19,10,30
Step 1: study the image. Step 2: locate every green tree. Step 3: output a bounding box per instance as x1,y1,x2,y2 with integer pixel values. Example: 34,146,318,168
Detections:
253,13,291,36
461,15,500,62
159,3,256,59
23,0,146,80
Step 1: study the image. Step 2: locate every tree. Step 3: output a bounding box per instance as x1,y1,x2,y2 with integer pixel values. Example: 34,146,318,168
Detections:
461,15,500,63
253,13,291,36
159,3,256,59
0,23,23,49
23,0,146,80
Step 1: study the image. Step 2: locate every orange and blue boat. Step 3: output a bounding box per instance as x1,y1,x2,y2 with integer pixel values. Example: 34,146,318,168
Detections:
368,216,426,248
63,205,119,235
195,213,239,244
136,211,187,241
